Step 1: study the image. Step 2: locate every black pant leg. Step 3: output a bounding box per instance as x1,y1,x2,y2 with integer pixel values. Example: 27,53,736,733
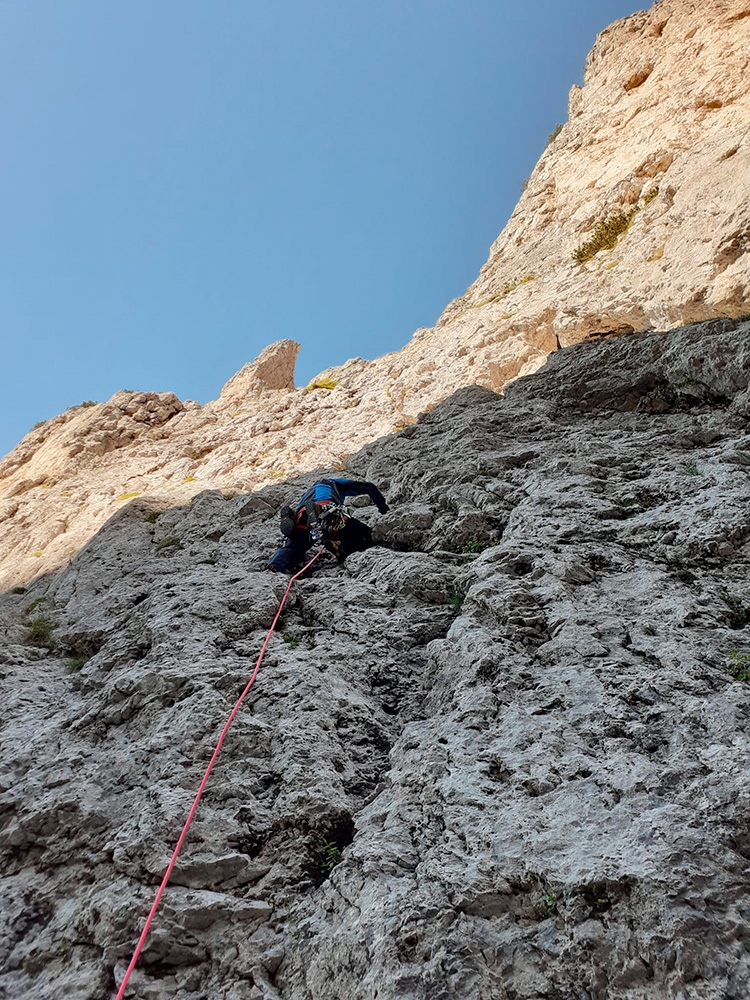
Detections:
333,517,373,560
268,529,312,573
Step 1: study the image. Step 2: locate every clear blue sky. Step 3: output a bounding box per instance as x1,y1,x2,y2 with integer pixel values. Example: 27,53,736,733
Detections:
0,0,642,459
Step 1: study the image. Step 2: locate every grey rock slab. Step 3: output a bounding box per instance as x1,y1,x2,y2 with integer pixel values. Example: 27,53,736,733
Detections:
3,321,750,998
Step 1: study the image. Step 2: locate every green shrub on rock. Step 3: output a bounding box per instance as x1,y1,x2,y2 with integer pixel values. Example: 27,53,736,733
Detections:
573,209,638,264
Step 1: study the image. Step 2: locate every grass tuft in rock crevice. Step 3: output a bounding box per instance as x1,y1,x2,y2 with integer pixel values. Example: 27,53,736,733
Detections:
24,614,57,650
573,208,638,264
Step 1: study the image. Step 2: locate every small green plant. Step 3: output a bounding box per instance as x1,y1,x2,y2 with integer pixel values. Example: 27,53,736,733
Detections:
307,378,338,391
282,632,300,648
66,656,88,674
32,420,47,430
143,510,162,523
582,883,611,913
462,533,500,555
79,400,97,408
642,624,657,636
720,590,748,619
318,839,342,875
674,373,699,392
729,651,750,682
10,586,26,595
448,591,465,614
25,596,47,613
156,536,182,553
487,757,510,782
643,186,659,205
682,460,699,476
24,614,56,649
470,274,537,310
31,550,44,558
542,891,558,915
183,476,196,483
573,208,638,264
546,123,564,146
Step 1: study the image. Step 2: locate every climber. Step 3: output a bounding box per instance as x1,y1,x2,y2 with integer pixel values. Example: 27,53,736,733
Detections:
267,477,389,574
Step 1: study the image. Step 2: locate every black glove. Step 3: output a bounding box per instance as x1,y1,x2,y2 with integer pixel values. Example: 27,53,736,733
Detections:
378,502,389,514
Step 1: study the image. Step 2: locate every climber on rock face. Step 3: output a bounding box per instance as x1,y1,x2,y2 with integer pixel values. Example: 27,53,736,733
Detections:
267,477,389,574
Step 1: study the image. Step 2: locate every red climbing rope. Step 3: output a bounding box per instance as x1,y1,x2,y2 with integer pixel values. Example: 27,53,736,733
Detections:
114,547,325,999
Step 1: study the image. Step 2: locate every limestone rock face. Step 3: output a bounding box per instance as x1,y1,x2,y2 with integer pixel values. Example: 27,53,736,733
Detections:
0,344,402,591
2,320,750,999
1,0,748,593
214,340,300,409
374,0,750,414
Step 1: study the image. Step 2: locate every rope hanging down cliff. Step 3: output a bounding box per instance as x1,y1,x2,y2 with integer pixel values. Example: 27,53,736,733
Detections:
113,547,325,1000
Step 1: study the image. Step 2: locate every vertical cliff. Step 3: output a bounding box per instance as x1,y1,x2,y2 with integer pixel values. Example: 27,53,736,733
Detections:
1,0,748,595
2,1,750,994
2,319,750,998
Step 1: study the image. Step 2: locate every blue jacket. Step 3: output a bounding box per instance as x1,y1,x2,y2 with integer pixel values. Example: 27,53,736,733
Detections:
296,478,388,515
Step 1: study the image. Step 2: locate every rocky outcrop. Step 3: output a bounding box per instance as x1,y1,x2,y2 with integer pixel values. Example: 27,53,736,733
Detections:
213,341,300,409
327,0,750,413
0,351,403,592
2,319,750,999
1,0,748,595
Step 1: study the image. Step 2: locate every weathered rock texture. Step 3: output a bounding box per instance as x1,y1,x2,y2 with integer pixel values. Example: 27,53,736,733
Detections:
432,0,750,361
2,319,750,999
1,0,748,593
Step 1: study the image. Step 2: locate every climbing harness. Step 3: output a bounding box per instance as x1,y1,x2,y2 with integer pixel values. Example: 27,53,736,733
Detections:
113,547,324,999
318,503,347,533
310,503,347,546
